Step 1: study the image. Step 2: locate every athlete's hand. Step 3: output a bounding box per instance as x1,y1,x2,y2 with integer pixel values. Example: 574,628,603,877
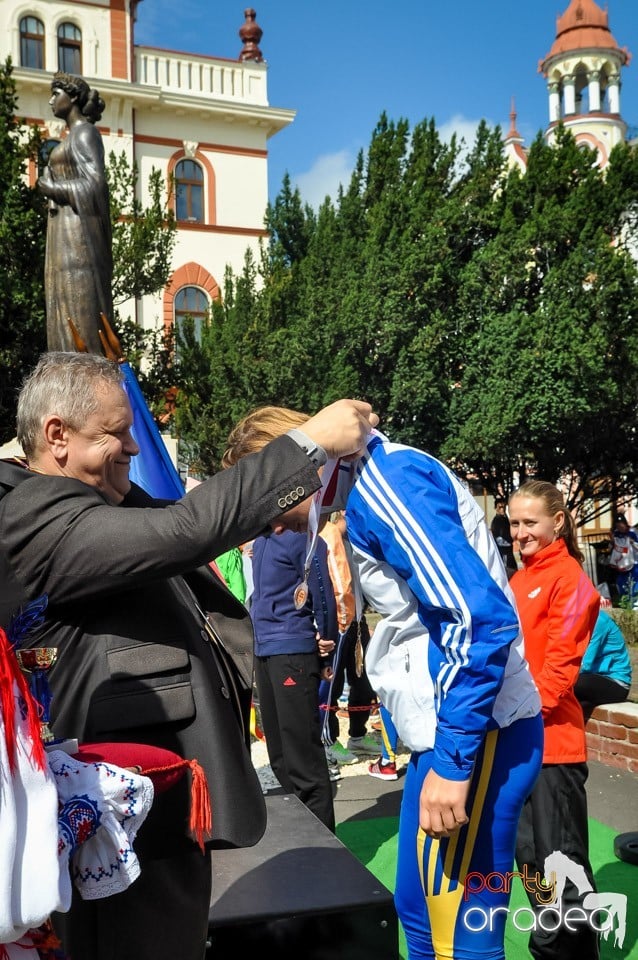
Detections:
419,770,470,839
303,400,378,462
317,637,335,656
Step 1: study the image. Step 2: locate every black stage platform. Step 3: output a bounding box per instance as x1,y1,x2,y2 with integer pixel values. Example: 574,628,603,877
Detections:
208,793,399,959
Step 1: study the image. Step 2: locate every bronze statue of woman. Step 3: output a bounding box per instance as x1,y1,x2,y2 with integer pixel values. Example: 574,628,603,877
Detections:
38,72,113,354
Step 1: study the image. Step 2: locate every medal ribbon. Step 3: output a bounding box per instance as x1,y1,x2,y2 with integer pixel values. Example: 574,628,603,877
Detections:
294,458,342,608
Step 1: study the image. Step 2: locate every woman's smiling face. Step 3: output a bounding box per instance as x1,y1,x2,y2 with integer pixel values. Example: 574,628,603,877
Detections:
508,495,563,560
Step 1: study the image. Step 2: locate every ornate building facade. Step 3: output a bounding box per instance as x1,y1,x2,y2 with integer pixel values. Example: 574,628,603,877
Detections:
0,1,293,336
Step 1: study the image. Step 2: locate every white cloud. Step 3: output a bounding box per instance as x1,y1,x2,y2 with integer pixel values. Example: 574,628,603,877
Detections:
437,113,494,147
292,150,355,209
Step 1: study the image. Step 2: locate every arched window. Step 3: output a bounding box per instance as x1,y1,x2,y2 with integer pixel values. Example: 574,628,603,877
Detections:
20,16,44,69
58,22,82,74
38,139,60,177
175,160,204,223
174,286,209,352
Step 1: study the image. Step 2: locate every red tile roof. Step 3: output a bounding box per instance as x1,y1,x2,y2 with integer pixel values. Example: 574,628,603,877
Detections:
540,0,631,69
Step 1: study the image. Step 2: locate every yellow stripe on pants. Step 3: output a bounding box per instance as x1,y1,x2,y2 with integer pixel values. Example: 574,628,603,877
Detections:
417,731,499,959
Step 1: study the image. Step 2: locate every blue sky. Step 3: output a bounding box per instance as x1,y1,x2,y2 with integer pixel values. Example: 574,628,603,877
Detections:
135,1,638,208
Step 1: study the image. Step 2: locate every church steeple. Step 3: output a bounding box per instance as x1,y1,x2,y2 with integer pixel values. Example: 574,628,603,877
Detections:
503,97,527,173
538,0,631,165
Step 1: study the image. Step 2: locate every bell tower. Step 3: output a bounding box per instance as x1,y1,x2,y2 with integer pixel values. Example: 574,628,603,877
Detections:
538,0,631,167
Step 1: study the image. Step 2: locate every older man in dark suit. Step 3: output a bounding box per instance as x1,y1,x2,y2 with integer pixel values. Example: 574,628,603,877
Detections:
0,352,376,960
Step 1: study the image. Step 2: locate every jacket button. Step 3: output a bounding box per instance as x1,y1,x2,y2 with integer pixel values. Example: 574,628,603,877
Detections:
220,686,230,699
200,629,208,641
291,491,299,501
296,486,305,496
277,497,287,508
285,494,293,505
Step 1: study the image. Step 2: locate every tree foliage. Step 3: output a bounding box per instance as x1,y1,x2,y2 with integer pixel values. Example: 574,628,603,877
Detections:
0,58,47,443
107,152,177,309
170,114,638,522
442,129,638,522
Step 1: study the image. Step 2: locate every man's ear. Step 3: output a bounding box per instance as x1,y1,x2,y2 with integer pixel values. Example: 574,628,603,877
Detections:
42,415,69,462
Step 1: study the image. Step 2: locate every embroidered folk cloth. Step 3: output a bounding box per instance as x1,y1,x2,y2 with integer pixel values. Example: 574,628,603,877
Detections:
49,750,154,902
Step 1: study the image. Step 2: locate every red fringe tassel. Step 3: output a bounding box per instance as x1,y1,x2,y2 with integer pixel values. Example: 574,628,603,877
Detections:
143,757,212,854
0,628,46,774
186,759,212,853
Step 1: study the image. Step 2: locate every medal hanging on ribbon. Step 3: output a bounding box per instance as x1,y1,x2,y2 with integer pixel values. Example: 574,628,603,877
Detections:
293,581,309,610
291,448,368,611
292,458,341,609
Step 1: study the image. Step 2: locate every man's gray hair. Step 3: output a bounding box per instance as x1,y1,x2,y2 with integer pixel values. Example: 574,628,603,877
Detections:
17,352,125,459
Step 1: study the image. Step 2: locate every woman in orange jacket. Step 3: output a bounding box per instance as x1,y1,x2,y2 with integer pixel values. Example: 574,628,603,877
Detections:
509,480,600,960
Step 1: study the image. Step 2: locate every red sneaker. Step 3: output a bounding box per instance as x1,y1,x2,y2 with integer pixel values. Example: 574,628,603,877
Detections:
368,759,398,781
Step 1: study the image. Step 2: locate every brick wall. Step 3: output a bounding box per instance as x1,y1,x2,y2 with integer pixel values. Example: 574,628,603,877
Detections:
586,701,638,773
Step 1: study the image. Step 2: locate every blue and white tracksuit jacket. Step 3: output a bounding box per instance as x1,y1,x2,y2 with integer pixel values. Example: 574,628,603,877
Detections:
331,434,542,958
344,434,541,778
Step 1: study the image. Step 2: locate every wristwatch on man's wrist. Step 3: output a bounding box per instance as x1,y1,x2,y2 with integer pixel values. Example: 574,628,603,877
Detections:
286,428,328,468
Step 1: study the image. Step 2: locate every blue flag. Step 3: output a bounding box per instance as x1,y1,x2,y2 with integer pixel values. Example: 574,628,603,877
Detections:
120,361,185,500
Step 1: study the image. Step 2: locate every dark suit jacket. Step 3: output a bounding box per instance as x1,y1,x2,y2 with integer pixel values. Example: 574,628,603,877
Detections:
0,458,34,626
0,436,319,849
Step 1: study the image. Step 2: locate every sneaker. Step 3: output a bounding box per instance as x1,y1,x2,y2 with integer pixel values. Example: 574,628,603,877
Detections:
327,757,342,782
325,742,358,765
347,734,381,756
368,759,398,781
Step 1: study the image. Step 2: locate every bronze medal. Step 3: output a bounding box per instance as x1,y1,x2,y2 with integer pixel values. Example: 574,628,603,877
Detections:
354,631,364,678
293,581,309,609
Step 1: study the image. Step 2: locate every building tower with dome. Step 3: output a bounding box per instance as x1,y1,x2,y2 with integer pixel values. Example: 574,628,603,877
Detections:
505,0,632,172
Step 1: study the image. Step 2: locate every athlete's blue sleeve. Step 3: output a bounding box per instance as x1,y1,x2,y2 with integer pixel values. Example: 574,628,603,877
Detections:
347,446,519,779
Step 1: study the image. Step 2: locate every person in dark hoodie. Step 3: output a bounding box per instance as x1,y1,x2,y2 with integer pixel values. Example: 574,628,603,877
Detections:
249,528,338,830
490,497,517,578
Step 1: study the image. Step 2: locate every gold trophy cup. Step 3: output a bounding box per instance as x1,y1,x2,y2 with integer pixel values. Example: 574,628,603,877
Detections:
16,647,58,742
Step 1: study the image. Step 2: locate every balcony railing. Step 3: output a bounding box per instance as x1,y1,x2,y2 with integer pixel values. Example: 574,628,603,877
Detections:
134,46,267,105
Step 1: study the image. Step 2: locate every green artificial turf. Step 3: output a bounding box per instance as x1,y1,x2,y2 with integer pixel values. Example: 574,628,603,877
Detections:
337,816,638,960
